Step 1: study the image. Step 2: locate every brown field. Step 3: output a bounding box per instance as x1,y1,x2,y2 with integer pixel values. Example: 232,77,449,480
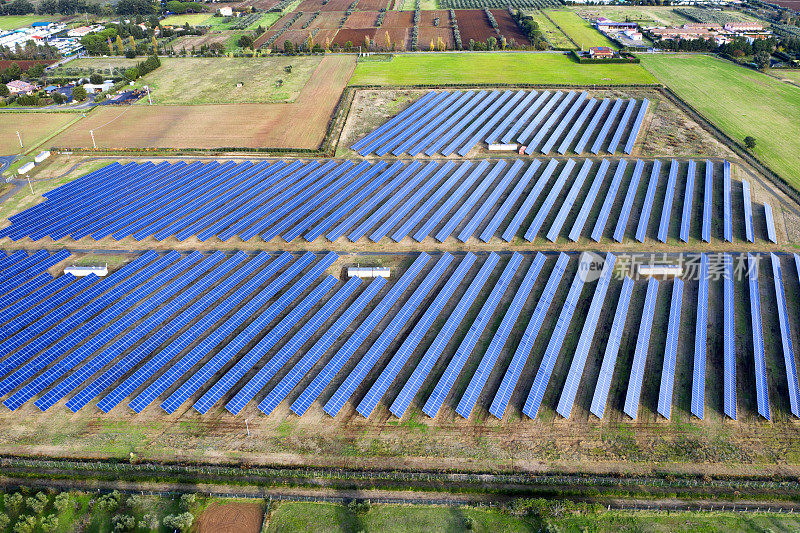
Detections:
171,32,233,50
314,28,340,47
771,0,800,8
419,9,455,49
297,0,354,10
357,0,389,9
383,9,413,26
292,11,321,28
0,112,81,156
379,26,409,50
272,10,305,29
343,10,379,27
307,10,344,29
455,9,496,44
48,55,355,151
275,29,317,46
0,59,56,71
197,502,264,533
333,27,376,46
490,9,530,46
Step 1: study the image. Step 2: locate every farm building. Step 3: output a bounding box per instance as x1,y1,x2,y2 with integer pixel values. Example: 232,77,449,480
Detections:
589,46,615,59
6,80,37,95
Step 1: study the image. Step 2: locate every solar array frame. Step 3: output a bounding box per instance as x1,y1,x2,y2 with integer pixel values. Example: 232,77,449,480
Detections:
568,159,608,242
771,253,800,417
635,160,661,243
691,254,708,420
748,253,771,420
613,159,644,243
657,278,684,420
723,253,737,420
657,159,679,244
680,160,696,242
743,180,754,243
590,159,627,242
623,276,659,420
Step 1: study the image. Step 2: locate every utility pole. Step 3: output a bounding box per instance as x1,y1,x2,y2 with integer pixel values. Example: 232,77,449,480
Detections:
146,85,152,105
27,177,33,195
245,418,250,436
16,131,22,148
90,130,96,149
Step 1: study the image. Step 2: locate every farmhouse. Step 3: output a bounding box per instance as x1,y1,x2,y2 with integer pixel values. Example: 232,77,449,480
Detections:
6,80,37,95
595,18,638,32
589,46,615,59
219,6,234,16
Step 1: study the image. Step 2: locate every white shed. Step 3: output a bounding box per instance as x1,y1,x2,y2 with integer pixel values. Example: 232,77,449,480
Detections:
34,150,51,163
347,266,390,278
65,264,108,277
17,162,35,175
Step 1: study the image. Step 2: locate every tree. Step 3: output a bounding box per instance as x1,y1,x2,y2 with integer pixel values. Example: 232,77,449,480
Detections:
0,513,9,531
754,51,770,70
25,63,45,79
0,84,9,98
179,493,196,510
744,136,757,150
162,513,193,532
116,35,125,55
111,514,135,532
90,73,103,84
51,92,64,104
238,34,253,49
38,0,57,13
384,31,390,51
116,0,156,16
4,493,23,514
71,86,87,101
124,66,139,80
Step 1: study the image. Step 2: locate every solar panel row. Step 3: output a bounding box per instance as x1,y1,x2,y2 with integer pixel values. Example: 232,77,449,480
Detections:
691,253,708,420
723,253,737,420
748,253,770,420
771,253,799,418
624,276,658,420
656,278,683,420
680,160,696,243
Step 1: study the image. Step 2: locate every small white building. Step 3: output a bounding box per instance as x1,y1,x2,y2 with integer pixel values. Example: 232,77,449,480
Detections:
83,80,114,93
348,266,390,278
17,162,35,175
638,264,682,277
219,6,233,16
65,264,108,277
34,151,51,163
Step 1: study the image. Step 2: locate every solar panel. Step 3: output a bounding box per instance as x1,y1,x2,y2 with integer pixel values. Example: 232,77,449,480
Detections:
515,91,564,145
723,161,732,242
291,253,430,416
456,253,546,419
453,90,524,156
540,92,587,155
523,252,590,420
358,253,476,418
748,253,770,420
558,97,597,155
355,92,442,154
742,180,754,243
423,252,522,418
623,275,659,420
525,159,576,242
635,160,661,242
352,91,436,152
480,160,540,243
691,253,708,420
458,160,524,242
624,98,649,155
409,91,490,156
485,90,540,145
657,159,679,243
523,91,580,155
556,252,615,419
613,159,644,243
590,276,634,419
771,254,799,417
723,253,737,420
607,98,637,154
436,161,507,243
702,160,713,242
489,252,569,419
498,91,552,145
568,159,608,242
425,91,501,156
501,159,557,242
765,204,777,243
392,91,477,156
389,253,498,418
590,98,624,155
259,277,384,416
590,159,627,242
325,253,452,417
370,92,457,156
0,273,53,319
657,278,684,420
680,160,696,242
547,159,593,242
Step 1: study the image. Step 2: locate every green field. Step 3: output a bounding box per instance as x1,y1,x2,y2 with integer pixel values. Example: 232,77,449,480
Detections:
137,56,324,104
0,15,55,29
640,54,800,190
349,52,656,86
768,68,800,86
525,10,576,50
267,502,800,533
545,8,618,50
160,12,212,26
573,5,692,27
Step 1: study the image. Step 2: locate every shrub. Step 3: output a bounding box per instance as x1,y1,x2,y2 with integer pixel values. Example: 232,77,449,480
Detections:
89,73,103,84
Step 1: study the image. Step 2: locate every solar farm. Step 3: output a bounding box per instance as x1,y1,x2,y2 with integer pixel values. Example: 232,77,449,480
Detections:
1,77,800,481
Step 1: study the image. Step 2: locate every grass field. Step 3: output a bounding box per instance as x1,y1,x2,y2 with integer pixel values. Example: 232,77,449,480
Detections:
0,15,54,29
545,8,618,49
768,68,800,86
640,54,800,190
525,10,575,49
0,112,83,156
574,5,692,27
160,12,213,26
138,56,324,104
349,52,656,85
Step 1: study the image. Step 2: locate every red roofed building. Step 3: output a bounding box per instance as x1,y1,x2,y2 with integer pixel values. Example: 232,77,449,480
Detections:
589,46,614,59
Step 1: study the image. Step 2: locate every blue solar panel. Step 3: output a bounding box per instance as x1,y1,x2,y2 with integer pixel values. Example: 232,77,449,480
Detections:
390,253,498,418
635,160,661,243
680,160,696,242
702,160,713,242
590,159,627,242
523,252,590,420
352,91,437,152
0,273,53,318
556,252,616,419
743,180,754,243
590,99,623,155
0,250,70,296
367,92,454,156
436,161,506,242
723,161,732,242
748,253,770,420
489,252,568,419
558,98,597,155
498,91,552,145
425,91,501,156
540,92,587,155
606,99,637,154
657,159,679,243
484,91,540,145
423,252,522,418
691,253,708,420
568,159,608,242
409,91,489,156
525,159,576,242
162,252,338,414
523,91,580,155
516,91,566,146
771,254,799,417
613,159,644,243
624,99,649,155
458,160,524,242
259,277,384,416
657,278,683,420
590,275,634,419
325,253,452,417
358,253,475,418
291,253,430,416
480,160,540,243
457,253,545,419
414,161,489,242
445,90,518,157
393,91,477,156
623,275,659,420
723,253,737,420
765,204,777,243
502,159,558,242
547,159,592,242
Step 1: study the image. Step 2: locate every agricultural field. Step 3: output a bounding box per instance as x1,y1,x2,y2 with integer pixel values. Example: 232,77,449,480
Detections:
0,112,83,156
0,15,56,29
48,55,355,150
160,13,213,26
170,31,236,51
348,52,657,85
640,54,800,191
545,8,618,50
574,5,693,27
524,9,575,49
768,68,800,86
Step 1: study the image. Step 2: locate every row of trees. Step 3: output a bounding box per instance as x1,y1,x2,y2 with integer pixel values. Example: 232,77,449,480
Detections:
0,0,196,17
656,35,779,69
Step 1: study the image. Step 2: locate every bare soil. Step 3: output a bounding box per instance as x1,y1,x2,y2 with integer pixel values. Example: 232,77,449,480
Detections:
197,501,264,533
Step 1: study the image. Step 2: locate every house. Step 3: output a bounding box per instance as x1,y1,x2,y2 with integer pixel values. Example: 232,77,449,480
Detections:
83,80,114,93
589,46,614,59
219,6,233,16
724,22,763,32
596,19,639,32
6,80,38,95
31,21,54,28
67,26,93,37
